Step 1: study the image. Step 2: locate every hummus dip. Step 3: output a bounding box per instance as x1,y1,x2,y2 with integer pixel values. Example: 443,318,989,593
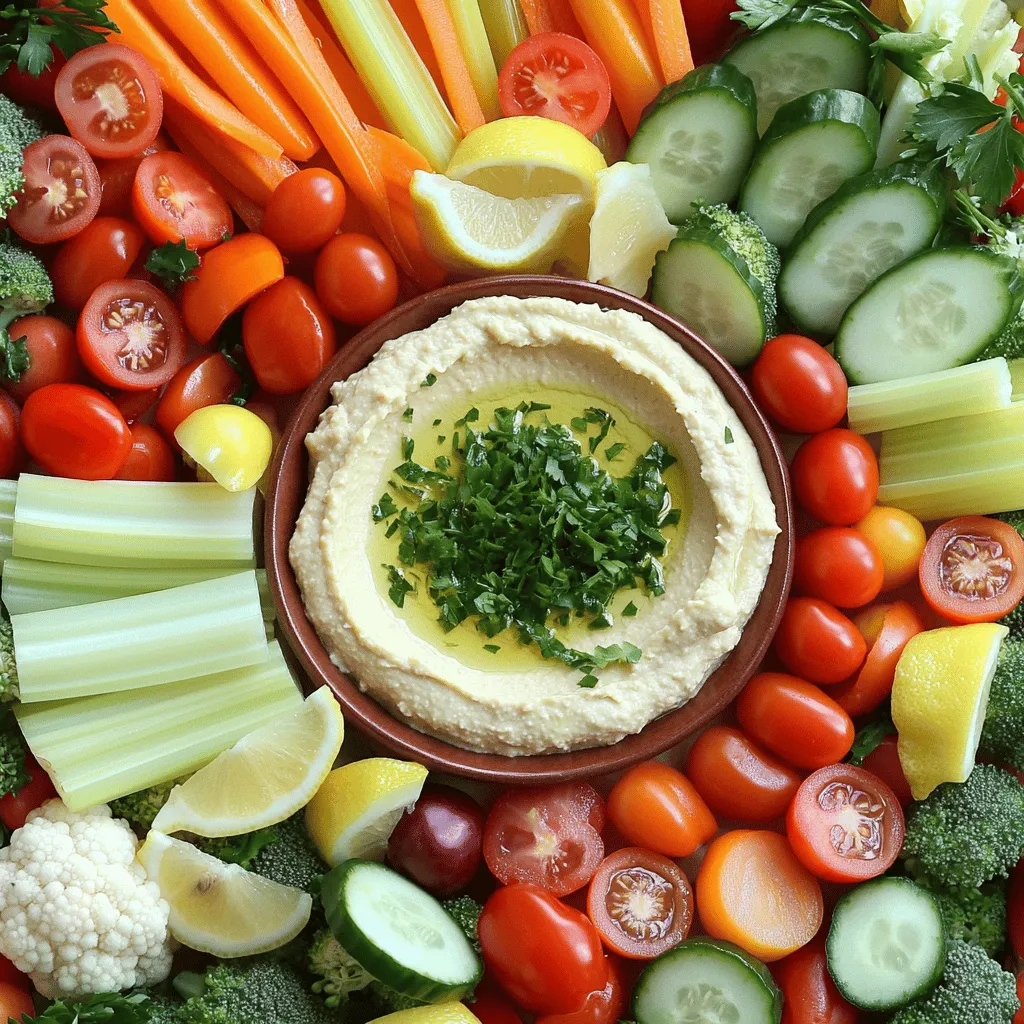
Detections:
290,295,780,756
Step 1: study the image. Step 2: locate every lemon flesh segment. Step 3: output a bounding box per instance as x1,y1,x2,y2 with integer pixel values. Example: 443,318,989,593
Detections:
588,162,677,297
370,1003,483,1024
151,685,344,838
892,622,1008,800
138,830,312,957
305,757,428,867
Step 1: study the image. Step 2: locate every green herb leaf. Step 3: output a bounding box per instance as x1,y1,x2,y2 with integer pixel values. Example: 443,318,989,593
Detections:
385,565,414,608
372,493,399,521
401,435,414,461
0,330,29,383
402,407,414,423
144,240,201,288
483,644,500,653
605,442,626,461
421,372,437,387
848,711,896,766
623,601,638,617
731,0,797,30
12,992,153,1024
0,0,117,76
724,426,734,444
578,673,599,688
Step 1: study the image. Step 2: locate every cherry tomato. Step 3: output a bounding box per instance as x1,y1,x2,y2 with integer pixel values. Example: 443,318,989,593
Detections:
386,783,483,897
115,422,176,481
736,672,855,771
498,33,612,138
52,216,146,310
0,981,33,1023
483,782,605,896
0,754,57,831
21,382,131,479
772,935,859,1024
0,392,25,480
586,847,693,959
861,735,913,808
0,956,26,988
471,981,524,1024
696,830,823,963
1009,859,1024,960
751,335,848,435
261,169,347,254
854,506,926,592
786,764,904,883
243,277,337,394
681,0,739,62
3,315,80,404
0,47,65,110
607,761,716,858
686,725,802,822
314,233,399,326
97,134,172,217
775,597,868,685
155,353,242,441
794,527,884,609
8,135,101,245
791,430,879,526
132,151,233,249
1015,973,1024,1024
108,384,162,423
536,957,626,1024
919,515,1024,623
479,883,608,1015
55,43,163,160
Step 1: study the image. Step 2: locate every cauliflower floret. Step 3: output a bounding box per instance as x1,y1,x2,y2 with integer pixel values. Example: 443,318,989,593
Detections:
0,798,172,999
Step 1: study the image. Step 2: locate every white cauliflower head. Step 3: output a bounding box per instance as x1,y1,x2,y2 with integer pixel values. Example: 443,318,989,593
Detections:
0,798,172,999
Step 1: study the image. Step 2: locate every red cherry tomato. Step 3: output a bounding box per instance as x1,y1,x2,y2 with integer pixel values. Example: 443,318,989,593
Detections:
786,764,904,883
115,422,176,481
8,135,101,245
483,782,605,896
1015,973,1024,1024
751,335,848,435
1009,859,1024,960
52,216,146,310
794,527,884,609
3,315,80,405
107,384,162,424
261,169,347,254
772,935,859,1024
479,883,608,1015
0,754,57,831
791,430,879,526
861,735,913,808
0,392,24,480
775,597,868,685
155,353,242,441
536,956,626,1024
0,47,65,110
681,0,740,62
314,233,399,326
498,33,612,139
471,981,524,1024
21,382,131,479
97,134,172,217
0,981,34,1023
0,956,26,988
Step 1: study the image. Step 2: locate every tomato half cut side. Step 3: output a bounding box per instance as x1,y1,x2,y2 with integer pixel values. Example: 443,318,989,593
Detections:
920,516,1024,623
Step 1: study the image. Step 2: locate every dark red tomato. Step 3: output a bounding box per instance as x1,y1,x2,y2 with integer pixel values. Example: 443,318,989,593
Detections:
0,392,24,480
751,335,848,435
681,0,739,62
1005,170,1024,217
861,735,913,808
0,981,33,1023
775,597,868,686
387,783,484,897
791,430,879,526
736,672,855,771
0,754,57,831
536,956,626,1024
479,883,608,1015
1008,859,1024,959
787,764,904,883
686,725,802,822
8,135,101,245
242,277,337,394
794,527,884,609
107,384,162,423
471,981,524,1024
0,955,26,988
21,382,131,479
314,233,399,326
52,216,146,310
261,169,347,254
498,33,612,139
919,516,1024,623
483,782,605,896
0,47,65,110
55,43,163,159
155,353,242,441
77,280,186,391
97,134,172,217
1015,973,1024,1024
586,847,693,959
772,935,859,1024
115,422,176,481
3,315,80,404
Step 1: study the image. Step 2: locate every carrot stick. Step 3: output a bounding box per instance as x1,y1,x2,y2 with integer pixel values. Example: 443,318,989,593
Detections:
101,0,284,159
518,0,554,33
631,0,655,49
389,0,449,102
649,0,694,83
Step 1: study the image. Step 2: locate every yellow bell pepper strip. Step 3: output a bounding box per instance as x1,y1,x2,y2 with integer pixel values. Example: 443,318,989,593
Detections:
175,406,274,493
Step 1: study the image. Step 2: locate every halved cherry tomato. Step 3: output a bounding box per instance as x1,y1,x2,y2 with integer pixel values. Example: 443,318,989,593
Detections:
0,981,33,1023
115,422,176,481
1008,859,1024,960
794,527,884,609
0,46,65,110
791,430,879,526
155,353,242,440
919,515,1024,623
772,935,859,1024
21,382,131,479
3,315,80,404
686,725,802,822
483,782,605,896
314,233,398,326
786,764,904,883
775,597,868,685
861,735,913,808
854,506,927,592
77,279,186,391
97,134,172,217
0,392,24,480
536,956,626,1024
0,754,57,831
471,981,524,1024
261,169,347,254
696,830,823,963
498,33,612,139
8,135,101,244
132,151,233,249
586,847,693,959
736,673,855,771
606,761,716,858
55,43,163,160
52,216,147,310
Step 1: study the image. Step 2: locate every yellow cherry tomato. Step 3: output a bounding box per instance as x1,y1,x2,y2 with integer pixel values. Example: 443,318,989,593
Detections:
175,404,273,492
854,506,926,591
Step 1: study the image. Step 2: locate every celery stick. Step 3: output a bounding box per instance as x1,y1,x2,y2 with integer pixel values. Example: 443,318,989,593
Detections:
479,0,527,68
449,0,502,119
14,571,269,703
847,358,1012,434
318,0,459,170
12,475,256,568
1010,358,1024,401
0,478,15,572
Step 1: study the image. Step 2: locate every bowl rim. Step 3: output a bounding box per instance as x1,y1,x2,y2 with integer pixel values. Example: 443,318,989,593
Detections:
265,275,794,784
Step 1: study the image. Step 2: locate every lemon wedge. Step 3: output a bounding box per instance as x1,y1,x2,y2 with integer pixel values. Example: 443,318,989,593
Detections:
892,623,1008,800
305,757,428,867
370,1004,482,1024
138,830,312,956
151,686,344,838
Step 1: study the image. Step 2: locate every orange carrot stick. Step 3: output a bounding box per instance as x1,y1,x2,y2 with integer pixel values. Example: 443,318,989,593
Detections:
518,0,554,33
650,0,694,83
631,0,655,50
389,0,449,100
101,0,283,159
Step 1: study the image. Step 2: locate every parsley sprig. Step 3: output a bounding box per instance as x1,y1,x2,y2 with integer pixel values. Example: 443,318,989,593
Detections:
144,240,201,289
0,1,116,76
12,992,152,1024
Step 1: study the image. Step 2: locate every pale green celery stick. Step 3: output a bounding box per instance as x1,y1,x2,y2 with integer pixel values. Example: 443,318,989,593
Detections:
479,0,527,68
0,478,16,573
847,358,1012,434
17,641,303,811
14,571,269,703
12,475,256,568
318,0,460,170
450,0,502,119
1010,358,1024,401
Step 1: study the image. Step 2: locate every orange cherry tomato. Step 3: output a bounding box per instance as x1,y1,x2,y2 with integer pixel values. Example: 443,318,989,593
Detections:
772,935,859,1024
0,754,57,831
155,353,242,441
261,169,347,254
607,761,717,858
0,981,34,1022
774,597,868,685
791,430,879,526
3,315,80,404
115,422,176,481
0,392,24,480
861,734,913,808
536,956,626,1024
854,506,926,592
696,830,823,962
794,527,884,609
52,216,146,310
97,133,172,217
314,233,399,326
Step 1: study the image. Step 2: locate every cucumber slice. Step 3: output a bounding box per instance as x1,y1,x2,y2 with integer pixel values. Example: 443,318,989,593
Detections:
626,64,758,224
826,877,945,1011
780,162,946,336
835,247,1024,385
321,859,482,1002
633,938,782,1024
740,89,880,249
723,6,871,134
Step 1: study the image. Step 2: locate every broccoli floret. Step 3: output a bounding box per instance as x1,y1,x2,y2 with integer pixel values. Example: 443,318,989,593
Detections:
200,826,280,868
0,94,42,218
110,778,181,833
247,813,326,895
932,882,1009,957
978,311,1024,362
994,515,1024,637
980,638,1024,770
442,896,483,954
902,764,1024,890
0,241,52,381
308,929,373,1008
0,707,27,801
0,615,18,704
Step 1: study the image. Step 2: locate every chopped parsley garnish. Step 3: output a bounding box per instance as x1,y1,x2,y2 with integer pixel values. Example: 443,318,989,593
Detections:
422,373,437,387
385,565,414,608
483,644,501,654
144,240,200,288
372,493,399,521
724,426,734,444
605,442,625,461
402,407,414,423
433,418,442,426
623,601,638,617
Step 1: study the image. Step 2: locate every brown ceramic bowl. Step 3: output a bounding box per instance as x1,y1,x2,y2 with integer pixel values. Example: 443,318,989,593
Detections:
266,276,794,784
